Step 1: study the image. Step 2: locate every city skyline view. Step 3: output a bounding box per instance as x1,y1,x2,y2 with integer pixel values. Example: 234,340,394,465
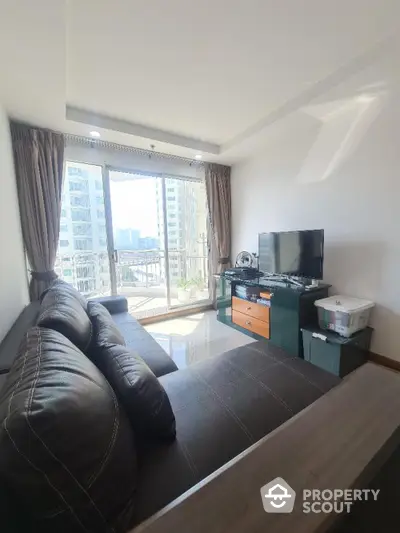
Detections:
114,227,160,251
56,161,209,316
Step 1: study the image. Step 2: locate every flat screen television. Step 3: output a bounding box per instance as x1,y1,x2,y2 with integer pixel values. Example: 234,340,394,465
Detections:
258,229,324,280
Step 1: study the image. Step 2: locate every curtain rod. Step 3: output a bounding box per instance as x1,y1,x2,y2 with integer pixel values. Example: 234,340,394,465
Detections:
9,121,228,169
65,133,207,166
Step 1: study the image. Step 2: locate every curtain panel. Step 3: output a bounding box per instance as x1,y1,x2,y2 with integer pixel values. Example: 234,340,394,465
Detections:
205,163,232,303
10,122,65,300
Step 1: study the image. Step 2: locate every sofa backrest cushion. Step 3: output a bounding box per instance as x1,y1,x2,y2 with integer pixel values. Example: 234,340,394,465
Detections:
89,342,176,442
0,327,137,533
37,282,92,352
88,301,125,347
40,279,88,310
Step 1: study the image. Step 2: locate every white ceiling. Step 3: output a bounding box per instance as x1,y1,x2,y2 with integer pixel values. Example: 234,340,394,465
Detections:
0,0,399,163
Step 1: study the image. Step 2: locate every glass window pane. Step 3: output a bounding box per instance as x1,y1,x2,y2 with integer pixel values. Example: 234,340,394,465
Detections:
165,178,209,304
56,162,111,298
109,171,167,319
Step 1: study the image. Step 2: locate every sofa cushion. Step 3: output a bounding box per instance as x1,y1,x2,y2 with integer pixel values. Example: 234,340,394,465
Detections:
88,301,125,347
130,341,340,526
0,327,137,533
90,342,176,441
112,312,178,377
37,282,92,352
92,295,128,314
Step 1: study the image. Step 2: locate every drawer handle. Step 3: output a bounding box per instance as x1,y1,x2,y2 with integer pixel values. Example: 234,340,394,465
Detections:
246,306,252,311
245,320,252,326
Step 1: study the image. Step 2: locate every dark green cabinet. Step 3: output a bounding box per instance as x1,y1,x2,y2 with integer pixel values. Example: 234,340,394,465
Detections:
217,274,330,357
302,326,371,377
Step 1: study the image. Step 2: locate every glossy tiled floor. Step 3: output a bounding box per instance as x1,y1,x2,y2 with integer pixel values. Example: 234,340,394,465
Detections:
144,310,254,369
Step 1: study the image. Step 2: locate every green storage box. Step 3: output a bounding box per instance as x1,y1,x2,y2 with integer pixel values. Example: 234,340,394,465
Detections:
301,326,372,377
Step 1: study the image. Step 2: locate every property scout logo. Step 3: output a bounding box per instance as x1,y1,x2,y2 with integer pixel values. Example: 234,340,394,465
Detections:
260,477,380,514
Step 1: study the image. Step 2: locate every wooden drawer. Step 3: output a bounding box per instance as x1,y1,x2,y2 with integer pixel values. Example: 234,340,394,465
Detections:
232,310,270,339
232,296,270,323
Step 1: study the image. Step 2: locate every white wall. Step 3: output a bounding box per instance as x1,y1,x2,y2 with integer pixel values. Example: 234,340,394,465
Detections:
231,87,400,361
0,105,29,342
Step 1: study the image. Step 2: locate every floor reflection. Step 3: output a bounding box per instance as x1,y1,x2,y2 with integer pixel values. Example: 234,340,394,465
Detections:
145,310,254,368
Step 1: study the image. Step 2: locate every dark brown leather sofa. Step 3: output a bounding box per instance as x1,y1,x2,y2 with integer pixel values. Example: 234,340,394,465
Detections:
0,286,340,532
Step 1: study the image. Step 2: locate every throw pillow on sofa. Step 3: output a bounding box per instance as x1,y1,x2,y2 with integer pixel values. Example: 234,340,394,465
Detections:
37,281,92,352
0,327,137,533
89,342,176,442
88,301,125,347
87,302,175,440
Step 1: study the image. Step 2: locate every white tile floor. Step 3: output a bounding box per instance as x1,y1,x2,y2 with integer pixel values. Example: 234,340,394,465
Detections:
145,310,254,369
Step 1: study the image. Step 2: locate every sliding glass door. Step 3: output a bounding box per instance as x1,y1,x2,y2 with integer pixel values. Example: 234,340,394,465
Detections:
107,168,210,319
58,162,210,318
163,176,209,308
107,169,169,318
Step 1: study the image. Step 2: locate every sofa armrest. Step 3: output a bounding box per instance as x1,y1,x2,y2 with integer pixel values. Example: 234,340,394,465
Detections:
0,374,6,393
0,302,41,374
91,296,128,314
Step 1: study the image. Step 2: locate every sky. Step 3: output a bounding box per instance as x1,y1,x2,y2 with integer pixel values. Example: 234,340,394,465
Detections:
109,173,159,237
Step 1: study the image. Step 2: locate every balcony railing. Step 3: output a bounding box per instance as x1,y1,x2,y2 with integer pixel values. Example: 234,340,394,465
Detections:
55,250,210,315
55,251,111,297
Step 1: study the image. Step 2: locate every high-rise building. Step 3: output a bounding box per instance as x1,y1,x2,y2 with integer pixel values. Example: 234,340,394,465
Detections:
155,178,207,285
55,162,111,297
138,236,159,250
115,228,140,250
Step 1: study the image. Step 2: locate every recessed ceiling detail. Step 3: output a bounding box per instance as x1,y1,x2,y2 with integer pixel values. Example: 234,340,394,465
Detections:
0,0,399,163
66,106,220,154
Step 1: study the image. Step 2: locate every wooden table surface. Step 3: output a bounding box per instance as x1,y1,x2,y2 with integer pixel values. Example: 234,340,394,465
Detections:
132,362,400,533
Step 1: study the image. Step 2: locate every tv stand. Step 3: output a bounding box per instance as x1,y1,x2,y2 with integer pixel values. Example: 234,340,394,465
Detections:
217,272,330,358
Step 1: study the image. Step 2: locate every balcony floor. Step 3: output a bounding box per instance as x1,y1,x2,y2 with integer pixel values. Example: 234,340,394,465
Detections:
126,295,177,319
118,287,210,319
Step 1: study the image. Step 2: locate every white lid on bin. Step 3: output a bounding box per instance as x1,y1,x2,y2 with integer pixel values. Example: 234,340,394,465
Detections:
315,295,374,313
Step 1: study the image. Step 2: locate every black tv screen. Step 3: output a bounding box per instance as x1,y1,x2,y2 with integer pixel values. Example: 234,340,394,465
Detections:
258,229,324,279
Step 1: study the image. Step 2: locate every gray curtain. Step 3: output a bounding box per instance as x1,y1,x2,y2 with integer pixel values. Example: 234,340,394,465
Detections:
205,163,232,303
10,122,64,301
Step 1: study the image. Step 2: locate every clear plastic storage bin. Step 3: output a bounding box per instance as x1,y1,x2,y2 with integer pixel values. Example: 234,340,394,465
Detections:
315,295,374,337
